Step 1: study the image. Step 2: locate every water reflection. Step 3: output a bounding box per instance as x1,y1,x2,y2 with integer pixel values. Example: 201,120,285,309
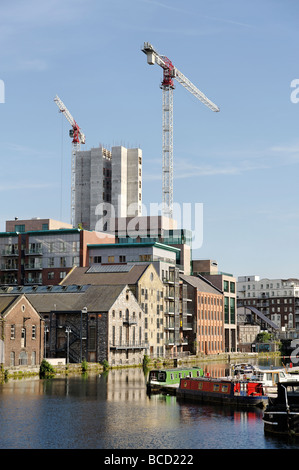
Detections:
0,359,298,449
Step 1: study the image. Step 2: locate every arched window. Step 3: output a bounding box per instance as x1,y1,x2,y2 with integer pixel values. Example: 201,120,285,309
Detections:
19,351,28,365
10,351,15,366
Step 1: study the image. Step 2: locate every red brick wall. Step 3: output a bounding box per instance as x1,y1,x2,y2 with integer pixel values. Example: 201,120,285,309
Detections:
196,291,224,355
2,295,44,367
80,230,115,267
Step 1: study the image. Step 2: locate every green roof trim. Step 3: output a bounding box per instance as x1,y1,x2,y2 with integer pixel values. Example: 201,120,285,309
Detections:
25,228,81,236
0,232,20,237
0,228,82,237
87,241,181,253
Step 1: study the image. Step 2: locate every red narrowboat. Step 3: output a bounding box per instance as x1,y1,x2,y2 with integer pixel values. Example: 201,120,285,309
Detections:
176,377,268,408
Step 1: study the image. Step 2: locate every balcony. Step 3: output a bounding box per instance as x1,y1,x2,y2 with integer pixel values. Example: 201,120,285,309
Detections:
2,248,19,256
109,342,147,350
179,337,189,345
122,316,137,326
25,261,43,270
163,276,175,285
166,294,175,301
165,338,175,346
182,321,193,330
25,248,43,256
1,263,18,271
25,275,42,285
0,277,18,285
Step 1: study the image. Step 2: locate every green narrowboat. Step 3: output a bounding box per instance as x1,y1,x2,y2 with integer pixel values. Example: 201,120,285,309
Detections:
147,367,204,394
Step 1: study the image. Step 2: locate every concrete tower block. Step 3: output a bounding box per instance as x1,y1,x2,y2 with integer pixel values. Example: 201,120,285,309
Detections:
111,146,127,218
127,148,142,217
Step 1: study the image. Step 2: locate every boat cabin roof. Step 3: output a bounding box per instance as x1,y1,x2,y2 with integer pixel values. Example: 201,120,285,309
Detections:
276,381,299,403
150,367,202,373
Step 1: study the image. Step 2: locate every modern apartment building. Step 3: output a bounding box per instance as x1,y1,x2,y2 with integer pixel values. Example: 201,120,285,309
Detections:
192,259,237,352
237,275,299,338
0,218,114,286
103,215,192,275
75,145,142,230
87,240,179,277
91,214,197,356
86,239,192,357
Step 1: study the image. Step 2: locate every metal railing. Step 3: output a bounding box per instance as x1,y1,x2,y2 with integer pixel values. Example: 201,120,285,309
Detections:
109,342,148,350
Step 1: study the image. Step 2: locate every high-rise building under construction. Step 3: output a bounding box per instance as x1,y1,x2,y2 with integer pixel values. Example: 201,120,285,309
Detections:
75,145,142,230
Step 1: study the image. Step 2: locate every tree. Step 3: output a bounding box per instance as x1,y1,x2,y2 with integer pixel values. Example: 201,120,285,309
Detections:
256,331,273,343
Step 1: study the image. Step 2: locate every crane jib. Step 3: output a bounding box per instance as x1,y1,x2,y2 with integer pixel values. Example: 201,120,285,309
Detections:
142,41,219,218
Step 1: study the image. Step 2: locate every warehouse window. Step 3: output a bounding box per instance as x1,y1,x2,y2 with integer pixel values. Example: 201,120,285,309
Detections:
88,326,96,350
10,325,15,340
32,325,36,340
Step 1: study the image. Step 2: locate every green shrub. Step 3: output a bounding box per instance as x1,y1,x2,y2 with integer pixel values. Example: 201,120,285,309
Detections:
143,354,150,368
39,359,55,378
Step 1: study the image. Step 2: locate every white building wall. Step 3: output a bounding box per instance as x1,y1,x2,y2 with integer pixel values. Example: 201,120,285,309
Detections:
75,145,142,230
90,147,105,231
111,146,127,218
237,276,299,299
127,148,142,217
75,149,91,229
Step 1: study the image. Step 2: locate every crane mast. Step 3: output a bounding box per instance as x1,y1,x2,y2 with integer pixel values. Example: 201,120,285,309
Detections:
142,42,219,218
54,95,85,227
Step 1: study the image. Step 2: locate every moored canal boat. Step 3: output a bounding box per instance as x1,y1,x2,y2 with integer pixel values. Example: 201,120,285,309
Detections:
263,381,299,437
176,376,268,408
230,363,299,395
147,367,204,394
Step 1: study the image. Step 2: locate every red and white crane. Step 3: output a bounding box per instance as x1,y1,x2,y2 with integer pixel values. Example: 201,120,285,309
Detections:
142,42,219,218
54,95,85,227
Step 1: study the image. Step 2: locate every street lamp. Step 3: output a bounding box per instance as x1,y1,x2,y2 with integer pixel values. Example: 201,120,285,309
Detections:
65,326,72,364
80,307,87,362
44,325,49,359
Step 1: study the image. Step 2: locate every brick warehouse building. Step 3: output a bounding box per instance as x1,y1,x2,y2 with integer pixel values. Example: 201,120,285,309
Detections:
0,294,44,368
61,263,166,358
22,283,146,366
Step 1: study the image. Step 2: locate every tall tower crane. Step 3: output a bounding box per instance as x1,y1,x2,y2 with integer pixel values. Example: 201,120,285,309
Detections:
54,95,85,227
142,42,219,219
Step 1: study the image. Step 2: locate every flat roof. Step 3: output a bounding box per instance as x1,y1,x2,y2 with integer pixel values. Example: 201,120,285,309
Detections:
0,228,84,237
87,241,181,253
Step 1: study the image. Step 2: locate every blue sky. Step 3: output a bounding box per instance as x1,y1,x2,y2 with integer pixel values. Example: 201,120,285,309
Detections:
1,0,299,279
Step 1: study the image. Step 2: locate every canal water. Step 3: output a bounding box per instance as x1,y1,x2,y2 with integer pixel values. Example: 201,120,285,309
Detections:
0,358,299,450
